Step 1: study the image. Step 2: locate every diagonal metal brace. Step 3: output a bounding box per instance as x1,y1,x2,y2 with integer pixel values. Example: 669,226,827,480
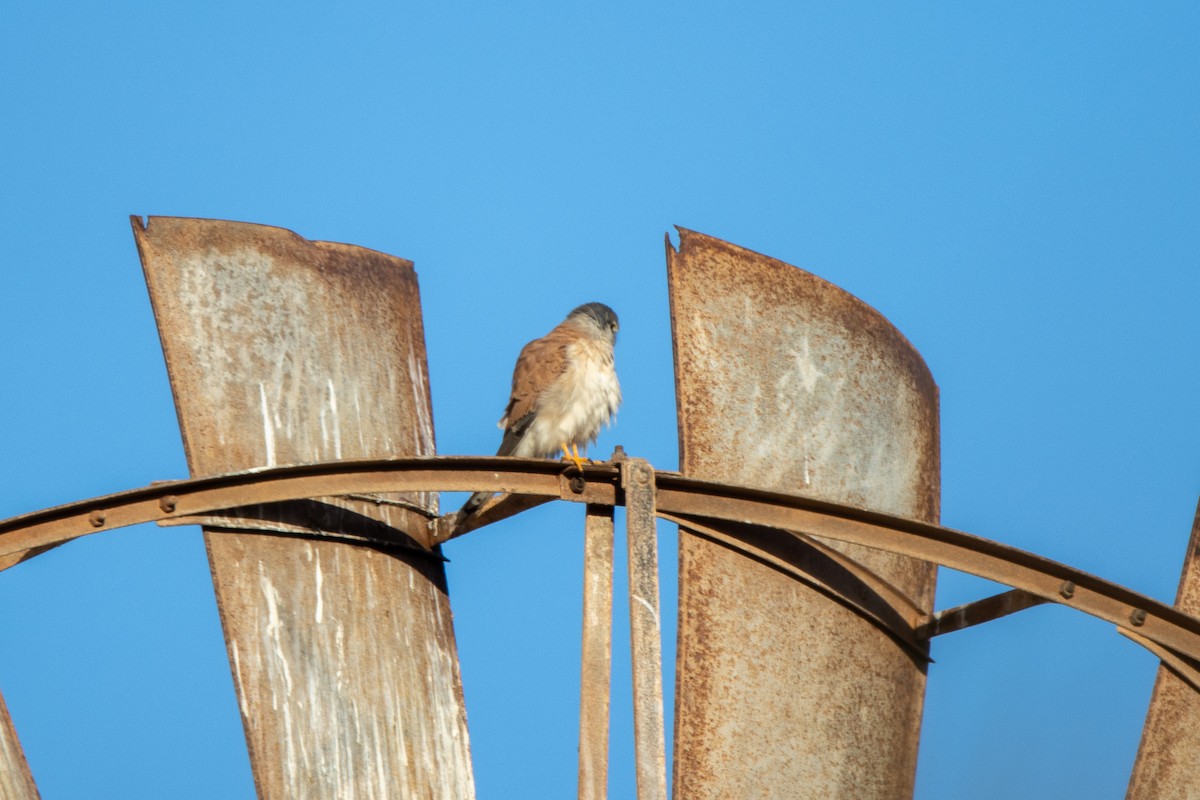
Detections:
916,589,1049,640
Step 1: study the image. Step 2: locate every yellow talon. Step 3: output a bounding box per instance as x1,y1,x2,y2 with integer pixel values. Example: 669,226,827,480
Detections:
560,442,588,472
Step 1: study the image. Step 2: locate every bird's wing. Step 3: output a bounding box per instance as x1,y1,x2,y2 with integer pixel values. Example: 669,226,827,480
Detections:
496,324,574,452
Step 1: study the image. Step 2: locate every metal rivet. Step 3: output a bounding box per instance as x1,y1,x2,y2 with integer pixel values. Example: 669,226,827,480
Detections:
1058,581,1075,599
569,476,586,494
159,496,177,513
1130,608,1147,627
88,510,106,528
636,466,651,485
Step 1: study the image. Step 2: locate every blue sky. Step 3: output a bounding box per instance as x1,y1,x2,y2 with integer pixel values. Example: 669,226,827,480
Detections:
2,3,1199,798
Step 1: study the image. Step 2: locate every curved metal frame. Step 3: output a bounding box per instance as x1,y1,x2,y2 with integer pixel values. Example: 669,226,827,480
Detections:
2,454,1198,674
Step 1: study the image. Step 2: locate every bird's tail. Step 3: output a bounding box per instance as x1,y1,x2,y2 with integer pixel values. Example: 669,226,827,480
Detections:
458,418,532,520
459,490,492,517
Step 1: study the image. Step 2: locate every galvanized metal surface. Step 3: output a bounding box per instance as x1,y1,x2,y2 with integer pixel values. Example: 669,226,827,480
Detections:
132,217,474,800
622,459,668,800
3,457,1200,667
1126,499,1200,799
578,504,614,800
667,228,938,799
0,690,39,800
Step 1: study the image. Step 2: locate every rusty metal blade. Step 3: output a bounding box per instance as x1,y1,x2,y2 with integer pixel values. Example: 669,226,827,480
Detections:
579,504,615,800
132,216,474,800
0,690,39,800
1126,497,1200,799
623,459,667,800
667,229,939,799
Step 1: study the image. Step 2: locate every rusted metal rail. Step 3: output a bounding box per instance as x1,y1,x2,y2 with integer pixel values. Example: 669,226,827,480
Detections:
2,455,1200,673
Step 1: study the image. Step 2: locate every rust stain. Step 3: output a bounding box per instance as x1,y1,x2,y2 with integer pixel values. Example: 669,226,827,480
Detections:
132,216,473,800
668,228,939,799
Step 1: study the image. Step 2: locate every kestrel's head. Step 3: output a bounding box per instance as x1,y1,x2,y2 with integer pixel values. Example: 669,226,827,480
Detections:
567,302,619,343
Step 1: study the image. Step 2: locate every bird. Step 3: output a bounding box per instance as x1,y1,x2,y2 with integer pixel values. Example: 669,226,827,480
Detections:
459,302,621,517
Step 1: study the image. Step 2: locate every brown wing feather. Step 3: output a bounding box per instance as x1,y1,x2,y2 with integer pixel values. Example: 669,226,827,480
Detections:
461,321,579,515
499,323,575,432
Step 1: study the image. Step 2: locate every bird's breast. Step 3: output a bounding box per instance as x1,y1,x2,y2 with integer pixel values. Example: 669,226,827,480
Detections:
517,340,620,458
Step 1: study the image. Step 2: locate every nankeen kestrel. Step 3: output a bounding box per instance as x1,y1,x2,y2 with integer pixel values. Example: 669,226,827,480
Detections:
460,302,621,516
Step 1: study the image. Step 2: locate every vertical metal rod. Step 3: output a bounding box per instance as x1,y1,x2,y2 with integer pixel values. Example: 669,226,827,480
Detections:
578,504,615,800
622,458,668,800
0,689,39,800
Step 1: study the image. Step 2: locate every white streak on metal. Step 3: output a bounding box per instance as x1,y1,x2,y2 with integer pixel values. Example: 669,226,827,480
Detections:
325,379,342,459
256,566,298,783
318,390,330,454
633,594,660,629
407,349,435,456
259,570,294,698
332,622,348,696
259,383,277,467
353,389,367,451
314,550,324,625
229,640,250,719
373,713,389,796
